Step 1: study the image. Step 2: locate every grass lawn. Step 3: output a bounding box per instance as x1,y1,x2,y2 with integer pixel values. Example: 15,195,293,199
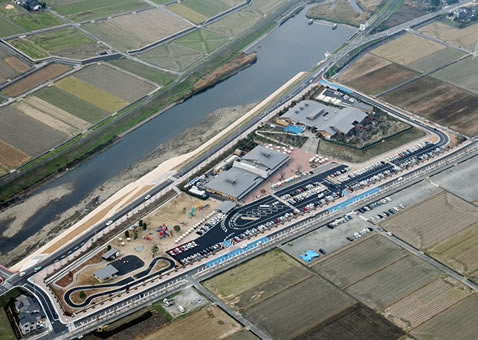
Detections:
35,86,109,123
175,29,228,54
9,38,48,59
0,309,16,340
108,58,176,86
52,0,150,22
0,17,24,36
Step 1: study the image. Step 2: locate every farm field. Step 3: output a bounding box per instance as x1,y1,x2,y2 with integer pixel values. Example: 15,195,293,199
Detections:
306,0,369,26
73,64,156,102
432,57,478,94
203,248,312,310
226,330,259,340
296,303,405,340
140,305,241,340
312,235,408,288
9,27,105,60
381,76,478,136
50,0,150,22
167,0,242,24
346,255,442,311
427,220,478,281
418,21,478,49
243,276,355,340
0,139,30,168
371,33,445,65
55,75,129,113
167,3,208,24
0,308,16,340
35,85,109,123
381,191,478,249
175,29,229,54
0,16,23,36
2,63,70,97
208,0,289,37
138,42,204,72
83,9,192,51
108,58,176,86
411,295,478,340
0,106,67,156
345,62,419,96
0,44,30,83
407,47,466,73
337,53,391,83
384,277,471,331
372,0,428,32
0,4,64,31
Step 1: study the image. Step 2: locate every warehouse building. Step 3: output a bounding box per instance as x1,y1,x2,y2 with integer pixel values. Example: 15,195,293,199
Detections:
282,100,368,138
93,265,119,283
206,145,289,200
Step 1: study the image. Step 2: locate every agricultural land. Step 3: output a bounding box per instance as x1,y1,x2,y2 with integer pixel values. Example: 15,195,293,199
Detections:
381,191,478,249
9,27,106,60
432,57,478,94
138,42,204,72
167,0,245,24
107,58,176,86
83,8,192,51
372,0,431,33
306,0,369,26
0,1,64,32
418,21,478,49
0,44,30,83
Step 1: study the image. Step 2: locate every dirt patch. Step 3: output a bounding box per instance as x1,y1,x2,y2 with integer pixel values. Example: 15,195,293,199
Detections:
4,57,29,73
382,76,478,136
337,53,391,83
0,140,30,168
2,63,71,97
55,251,105,288
418,20,478,49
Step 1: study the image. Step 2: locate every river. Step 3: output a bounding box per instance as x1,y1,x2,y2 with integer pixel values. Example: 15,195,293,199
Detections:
0,10,354,256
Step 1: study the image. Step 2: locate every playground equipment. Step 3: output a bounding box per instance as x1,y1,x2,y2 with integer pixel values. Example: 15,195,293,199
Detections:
157,224,172,239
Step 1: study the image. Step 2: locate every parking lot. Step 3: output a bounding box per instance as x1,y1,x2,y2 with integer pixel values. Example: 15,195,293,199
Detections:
163,287,207,317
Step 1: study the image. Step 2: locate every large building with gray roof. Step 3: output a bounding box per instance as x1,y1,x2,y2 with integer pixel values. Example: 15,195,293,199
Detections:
205,145,289,200
282,100,368,138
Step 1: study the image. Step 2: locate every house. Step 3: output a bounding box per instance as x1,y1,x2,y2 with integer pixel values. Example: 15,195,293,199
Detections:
24,0,42,11
93,265,118,283
14,294,46,335
102,247,120,261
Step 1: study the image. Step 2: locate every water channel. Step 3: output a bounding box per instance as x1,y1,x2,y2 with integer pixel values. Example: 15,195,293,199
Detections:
0,9,355,255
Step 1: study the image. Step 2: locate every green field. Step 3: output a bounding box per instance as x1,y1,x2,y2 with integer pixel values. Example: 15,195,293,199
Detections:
0,17,24,36
3,10,64,31
0,309,16,340
432,57,478,94
139,42,204,72
152,0,172,4
52,0,150,22
175,29,228,54
407,47,466,73
56,76,129,113
35,86,109,123
182,0,231,18
9,38,48,59
167,3,208,24
108,58,176,86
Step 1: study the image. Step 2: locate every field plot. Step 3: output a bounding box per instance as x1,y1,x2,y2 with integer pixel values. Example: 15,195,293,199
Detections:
204,249,313,310
0,16,23,36
35,86,109,123
346,255,442,311
83,9,191,51
297,303,405,340
382,76,478,136
427,221,478,281
418,21,478,49
139,42,203,72
226,330,259,340
0,44,30,83
384,277,471,331
73,64,155,102
0,106,67,156
175,29,228,54
312,235,408,288
56,75,129,113
50,0,150,22
167,0,240,24
432,57,478,94
9,27,105,60
208,0,288,37
2,63,70,97
0,139,30,167
345,62,419,96
411,295,478,340
372,33,445,65
108,58,176,85
0,4,64,31
140,305,241,340
243,276,355,340
381,191,478,249
407,47,465,73
337,53,391,83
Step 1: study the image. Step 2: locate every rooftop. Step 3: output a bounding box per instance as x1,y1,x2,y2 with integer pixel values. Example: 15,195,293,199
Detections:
102,247,119,260
206,167,263,200
242,145,290,172
94,264,119,280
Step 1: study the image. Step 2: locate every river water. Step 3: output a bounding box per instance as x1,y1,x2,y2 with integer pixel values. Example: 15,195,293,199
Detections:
0,10,354,254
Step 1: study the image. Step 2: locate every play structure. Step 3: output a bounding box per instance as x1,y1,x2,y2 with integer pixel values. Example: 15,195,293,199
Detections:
157,224,172,239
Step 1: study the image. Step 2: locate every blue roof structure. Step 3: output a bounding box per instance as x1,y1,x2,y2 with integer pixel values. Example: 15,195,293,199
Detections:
284,125,305,134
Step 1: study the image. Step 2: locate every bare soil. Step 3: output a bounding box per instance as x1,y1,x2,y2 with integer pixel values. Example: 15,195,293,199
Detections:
337,53,391,83
4,56,29,73
55,251,104,288
0,140,30,168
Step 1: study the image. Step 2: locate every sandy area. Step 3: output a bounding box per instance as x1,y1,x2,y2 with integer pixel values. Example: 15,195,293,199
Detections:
3,102,256,268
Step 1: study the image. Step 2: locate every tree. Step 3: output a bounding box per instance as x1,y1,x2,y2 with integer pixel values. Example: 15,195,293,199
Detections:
106,245,111,251
79,291,86,301
142,223,147,231
174,225,181,232
125,230,130,238
133,231,138,240
139,220,144,227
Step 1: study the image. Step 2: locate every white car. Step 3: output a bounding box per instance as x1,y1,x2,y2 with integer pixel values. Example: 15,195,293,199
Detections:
106,220,113,226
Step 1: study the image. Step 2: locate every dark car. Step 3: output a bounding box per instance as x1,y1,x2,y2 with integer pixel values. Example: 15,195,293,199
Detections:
319,248,326,255
327,224,335,229
346,236,354,241
367,227,373,232
388,209,395,214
